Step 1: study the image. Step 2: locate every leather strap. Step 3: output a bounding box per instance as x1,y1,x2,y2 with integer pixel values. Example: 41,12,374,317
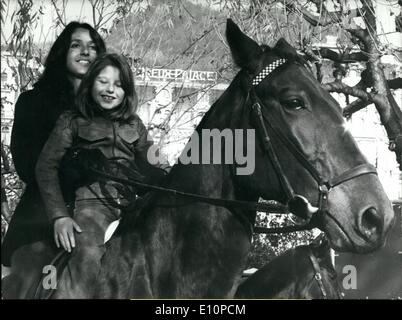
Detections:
328,163,377,188
308,250,327,299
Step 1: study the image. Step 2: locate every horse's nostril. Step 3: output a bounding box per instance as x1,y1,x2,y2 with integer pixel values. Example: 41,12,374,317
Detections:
360,207,382,240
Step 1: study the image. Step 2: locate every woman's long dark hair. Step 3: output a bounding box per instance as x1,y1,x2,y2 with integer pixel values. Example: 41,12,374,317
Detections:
76,53,138,123
35,21,106,94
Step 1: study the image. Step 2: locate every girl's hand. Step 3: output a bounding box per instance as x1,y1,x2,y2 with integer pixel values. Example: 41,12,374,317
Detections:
54,217,82,252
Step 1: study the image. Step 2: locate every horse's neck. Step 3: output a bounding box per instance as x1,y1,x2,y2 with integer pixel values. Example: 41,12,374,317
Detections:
268,250,313,296
166,163,236,200
165,73,248,201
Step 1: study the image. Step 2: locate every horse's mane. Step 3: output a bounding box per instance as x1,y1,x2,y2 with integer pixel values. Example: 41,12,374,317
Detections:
195,71,248,131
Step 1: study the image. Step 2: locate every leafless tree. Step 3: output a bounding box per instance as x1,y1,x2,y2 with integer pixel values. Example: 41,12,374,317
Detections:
220,0,402,169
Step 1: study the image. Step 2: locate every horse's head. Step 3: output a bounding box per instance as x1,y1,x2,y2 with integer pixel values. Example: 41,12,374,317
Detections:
225,19,394,253
279,240,343,299
235,238,342,299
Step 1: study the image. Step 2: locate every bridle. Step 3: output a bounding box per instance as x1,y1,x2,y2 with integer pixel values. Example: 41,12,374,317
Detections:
248,57,378,222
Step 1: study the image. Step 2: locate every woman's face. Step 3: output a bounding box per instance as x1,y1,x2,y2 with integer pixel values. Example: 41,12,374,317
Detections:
92,65,125,110
66,28,98,79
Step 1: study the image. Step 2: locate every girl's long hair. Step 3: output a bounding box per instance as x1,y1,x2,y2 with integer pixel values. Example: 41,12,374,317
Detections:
35,21,106,94
76,53,138,123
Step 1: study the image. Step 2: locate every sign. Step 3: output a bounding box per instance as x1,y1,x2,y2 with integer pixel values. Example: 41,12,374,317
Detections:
134,67,217,83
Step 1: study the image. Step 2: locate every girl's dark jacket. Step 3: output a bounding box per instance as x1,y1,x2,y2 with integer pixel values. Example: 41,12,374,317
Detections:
2,86,74,266
35,111,159,221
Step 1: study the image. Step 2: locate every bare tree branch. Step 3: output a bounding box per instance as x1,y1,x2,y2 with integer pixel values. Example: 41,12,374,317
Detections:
50,0,67,27
347,25,402,168
284,0,360,27
313,47,369,62
343,98,371,118
323,81,381,103
342,77,402,118
388,77,402,90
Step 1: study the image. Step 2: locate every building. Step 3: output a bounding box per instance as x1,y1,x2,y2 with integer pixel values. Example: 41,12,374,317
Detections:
133,66,228,164
1,51,42,145
1,52,19,145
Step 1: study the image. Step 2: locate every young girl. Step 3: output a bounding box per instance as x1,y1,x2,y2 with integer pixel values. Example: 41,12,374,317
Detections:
35,53,159,298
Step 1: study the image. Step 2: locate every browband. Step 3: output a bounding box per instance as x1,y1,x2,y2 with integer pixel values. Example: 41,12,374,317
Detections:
252,58,287,86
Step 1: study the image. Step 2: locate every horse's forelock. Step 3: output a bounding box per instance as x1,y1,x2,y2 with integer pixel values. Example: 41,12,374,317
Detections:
260,44,272,53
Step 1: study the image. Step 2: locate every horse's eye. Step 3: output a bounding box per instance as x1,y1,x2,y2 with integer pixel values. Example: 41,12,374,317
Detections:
283,98,305,110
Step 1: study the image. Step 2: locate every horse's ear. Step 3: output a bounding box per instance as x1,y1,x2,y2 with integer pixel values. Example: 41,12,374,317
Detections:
273,38,300,61
226,19,263,70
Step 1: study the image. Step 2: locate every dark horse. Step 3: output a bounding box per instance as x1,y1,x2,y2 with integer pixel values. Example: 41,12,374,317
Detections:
93,20,393,298
3,19,394,298
235,237,343,299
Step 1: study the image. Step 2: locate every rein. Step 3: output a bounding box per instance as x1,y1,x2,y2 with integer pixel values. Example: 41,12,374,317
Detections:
89,166,306,237
89,166,317,235
67,150,294,235
90,167,286,214
307,249,328,299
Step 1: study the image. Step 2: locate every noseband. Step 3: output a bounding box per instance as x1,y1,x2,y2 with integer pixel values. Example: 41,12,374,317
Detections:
249,58,378,221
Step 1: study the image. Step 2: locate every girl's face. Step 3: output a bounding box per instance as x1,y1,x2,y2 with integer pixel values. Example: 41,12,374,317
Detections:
66,28,97,79
92,65,125,110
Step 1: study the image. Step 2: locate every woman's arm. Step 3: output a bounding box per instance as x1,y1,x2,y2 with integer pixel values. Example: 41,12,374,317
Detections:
10,91,39,184
36,112,82,252
35,112,75,221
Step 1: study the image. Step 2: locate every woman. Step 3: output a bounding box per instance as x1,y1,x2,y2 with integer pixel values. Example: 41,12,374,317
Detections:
1,22,106,269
